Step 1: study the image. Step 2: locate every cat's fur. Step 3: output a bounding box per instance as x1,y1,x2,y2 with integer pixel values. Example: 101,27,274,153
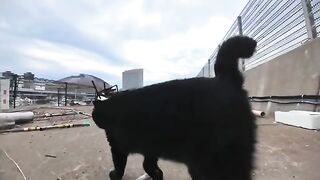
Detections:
92,36,257,180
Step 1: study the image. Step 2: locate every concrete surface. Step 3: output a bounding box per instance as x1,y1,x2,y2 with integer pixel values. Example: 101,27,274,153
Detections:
0,106,319,180
244,38,320,112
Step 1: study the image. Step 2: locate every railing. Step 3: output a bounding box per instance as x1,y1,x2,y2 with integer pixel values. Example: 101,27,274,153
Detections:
8,78,96,108
197,0,319,77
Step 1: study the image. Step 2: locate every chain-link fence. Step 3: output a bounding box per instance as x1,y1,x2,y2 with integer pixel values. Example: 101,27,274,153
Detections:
197,0,319,77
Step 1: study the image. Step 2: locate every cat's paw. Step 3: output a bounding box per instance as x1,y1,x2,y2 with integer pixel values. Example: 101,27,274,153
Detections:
152,169,163,180
109,169,123,180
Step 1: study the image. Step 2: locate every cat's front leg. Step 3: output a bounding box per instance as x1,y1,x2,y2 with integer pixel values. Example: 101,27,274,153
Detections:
109,143,128,180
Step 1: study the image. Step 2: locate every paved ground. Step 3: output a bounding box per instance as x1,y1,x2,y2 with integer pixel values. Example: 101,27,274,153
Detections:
0,105,319,180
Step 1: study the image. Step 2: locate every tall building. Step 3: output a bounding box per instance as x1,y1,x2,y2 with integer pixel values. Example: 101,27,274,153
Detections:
0,79,10,110
122,69,143,90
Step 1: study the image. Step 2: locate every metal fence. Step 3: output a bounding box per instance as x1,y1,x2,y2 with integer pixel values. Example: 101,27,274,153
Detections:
197,0,320,77
8,77,96,109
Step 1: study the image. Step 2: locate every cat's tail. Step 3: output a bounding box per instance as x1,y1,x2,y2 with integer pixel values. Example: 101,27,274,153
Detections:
214,36,257,85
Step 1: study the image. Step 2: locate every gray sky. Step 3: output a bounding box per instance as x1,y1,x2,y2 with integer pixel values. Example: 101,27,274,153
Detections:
0,0,248,87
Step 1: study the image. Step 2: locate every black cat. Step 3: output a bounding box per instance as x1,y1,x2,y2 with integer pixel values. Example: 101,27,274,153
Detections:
92,36,257,180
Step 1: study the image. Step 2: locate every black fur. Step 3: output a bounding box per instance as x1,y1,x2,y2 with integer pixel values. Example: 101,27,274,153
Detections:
92,36,257,180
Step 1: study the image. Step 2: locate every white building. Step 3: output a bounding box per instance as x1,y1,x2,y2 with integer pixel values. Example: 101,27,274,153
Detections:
122,69,143,90
0,79,10,110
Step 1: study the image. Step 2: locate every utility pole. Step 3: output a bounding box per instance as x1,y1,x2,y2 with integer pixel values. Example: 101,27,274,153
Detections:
13,75,18,109
65,83,68,106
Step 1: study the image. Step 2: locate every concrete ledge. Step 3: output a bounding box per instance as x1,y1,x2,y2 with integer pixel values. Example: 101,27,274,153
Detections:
275,110,320,129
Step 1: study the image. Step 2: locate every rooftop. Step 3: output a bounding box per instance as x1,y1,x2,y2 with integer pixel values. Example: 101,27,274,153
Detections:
0,106,319,180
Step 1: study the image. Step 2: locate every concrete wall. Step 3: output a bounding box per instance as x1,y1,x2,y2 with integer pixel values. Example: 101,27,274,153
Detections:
244,38,320,114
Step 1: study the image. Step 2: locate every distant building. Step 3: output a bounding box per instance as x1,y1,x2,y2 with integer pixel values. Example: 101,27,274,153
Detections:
34,82,46,91
122,69,143,90
1,71,16,79
23,72,35,80
0,79,10,110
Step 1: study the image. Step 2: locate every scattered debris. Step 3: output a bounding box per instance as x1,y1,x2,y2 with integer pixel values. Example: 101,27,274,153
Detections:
252,110,266,117
0,108,92,131
77,111,92,117
0,122,90,134
33,111,78,119
45,154,57,158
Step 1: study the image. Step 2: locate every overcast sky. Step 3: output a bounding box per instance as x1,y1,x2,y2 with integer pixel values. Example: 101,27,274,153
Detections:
0,0,248,87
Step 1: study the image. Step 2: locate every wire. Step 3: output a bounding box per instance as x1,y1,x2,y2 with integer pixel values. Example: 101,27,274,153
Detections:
249,95,320,99
242,0,265,26
239,0,256,18
255,25,306,56
244,0,282,35
241,1,305,70
221,20,238,42
247,39,306,69
243,0,296,31
1,149,27,180
255,27,306,60
242,0,273,32
312,5,320,15
311,1,320,9
250,99,320,105
255,3,303,42
249,95,320,105
255,2,302,42
246,34,307,69
255,14,304,51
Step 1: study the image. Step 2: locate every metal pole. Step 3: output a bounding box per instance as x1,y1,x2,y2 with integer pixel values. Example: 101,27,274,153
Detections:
208,59,211,77
314,75,320,112
57,88,60,106
13,75,18,109
237,16,245,72
65,83,68,106
301,0,317,39
237,16,243,36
